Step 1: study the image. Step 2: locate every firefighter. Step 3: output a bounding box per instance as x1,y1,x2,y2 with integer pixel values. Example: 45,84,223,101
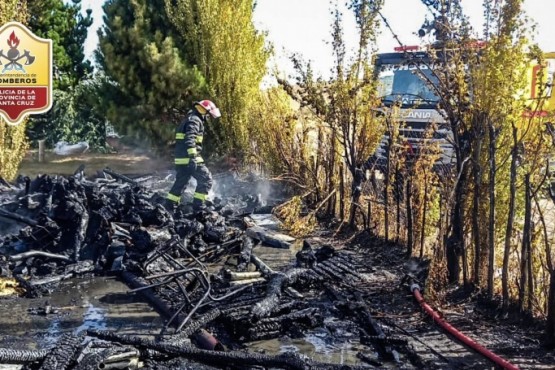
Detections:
165,100,221,211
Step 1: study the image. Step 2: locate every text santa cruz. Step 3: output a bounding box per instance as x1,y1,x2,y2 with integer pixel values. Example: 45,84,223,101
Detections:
0,89,36,106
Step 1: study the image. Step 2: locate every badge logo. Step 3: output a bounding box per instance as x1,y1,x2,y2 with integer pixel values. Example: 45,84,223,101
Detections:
0,22,52,126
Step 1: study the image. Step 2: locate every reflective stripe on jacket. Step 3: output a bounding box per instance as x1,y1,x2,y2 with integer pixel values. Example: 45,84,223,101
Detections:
175,110,205,163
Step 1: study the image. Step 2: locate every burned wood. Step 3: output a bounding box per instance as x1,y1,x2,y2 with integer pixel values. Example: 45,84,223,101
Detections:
237,236,256,271
38,333,85,370
229,278,266,286
320,257,365,281
98,358,142,369
218,294,267,314
285,286,304,299
361,334,408,346
141,357,223,370
314,263,351,282
29,273,73,286
356,352,383,367
9,250,72,262
180,308,222,337
246,329,281,341
351,293,397,362
246,226,294,249
102,168,138,186
250,268,309,319
310,265,336,281
246,307,321,341
250,254,274,276
0,208,38,226
87,330,373,370
101,349,140,364
226,270,262,281
0,348,49,363
121,271,188,328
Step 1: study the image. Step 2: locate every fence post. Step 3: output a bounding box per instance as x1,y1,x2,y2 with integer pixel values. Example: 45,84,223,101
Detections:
38,139,46,163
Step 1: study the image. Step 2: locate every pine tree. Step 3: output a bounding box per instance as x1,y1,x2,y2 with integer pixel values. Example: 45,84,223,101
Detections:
164,0,269,156
25,0,96,147
97,0,207,152
27,0,93,90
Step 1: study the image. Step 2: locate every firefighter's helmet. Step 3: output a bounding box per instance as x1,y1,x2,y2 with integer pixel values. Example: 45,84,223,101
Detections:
195,100,221,119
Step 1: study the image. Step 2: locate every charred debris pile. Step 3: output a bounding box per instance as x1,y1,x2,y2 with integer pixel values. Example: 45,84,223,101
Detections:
0,169,416,370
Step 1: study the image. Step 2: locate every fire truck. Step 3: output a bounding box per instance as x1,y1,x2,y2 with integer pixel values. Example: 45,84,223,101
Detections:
366,46,555,174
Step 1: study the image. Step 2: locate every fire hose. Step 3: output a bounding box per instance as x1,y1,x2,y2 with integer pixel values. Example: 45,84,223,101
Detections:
410,284,519,370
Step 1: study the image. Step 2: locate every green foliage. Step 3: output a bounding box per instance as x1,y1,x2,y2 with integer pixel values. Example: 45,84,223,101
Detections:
27,75,107,149
164,0,270,156
27,0,93,90
25,0,97,147
97,0,208,152
0,0,29,181
278,0,384,220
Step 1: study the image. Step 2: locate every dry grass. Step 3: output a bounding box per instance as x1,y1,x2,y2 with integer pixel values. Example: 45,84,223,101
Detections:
18,150,172,177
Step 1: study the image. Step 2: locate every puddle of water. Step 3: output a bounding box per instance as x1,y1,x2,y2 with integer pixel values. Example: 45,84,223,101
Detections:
0,276,164,350
246,327,369,366
75,302,107,334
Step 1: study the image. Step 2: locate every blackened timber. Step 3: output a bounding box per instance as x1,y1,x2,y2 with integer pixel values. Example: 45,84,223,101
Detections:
87,330,374,370
247,307,321,341
320,257,365,281
38,333,85,370
180,308,221,337
311,264,335,280
0,348,49,363
29,273,73,286
217,293,266,310
0,208,38,226
247,329,281,341
227,271,262,281
315,263,347,281
250,268,309,319
250,254,274,276
102,168,138,186
319,259,363,283
9,251,72,262
246,226,294,249
121,271,186,330
237,236,256,271
352,293,395,361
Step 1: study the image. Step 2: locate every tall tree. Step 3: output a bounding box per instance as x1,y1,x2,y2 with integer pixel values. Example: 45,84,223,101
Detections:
0,0,29,180
164,0,270,156
27,0,93,90
274,0,384,226
97,0,207,151
25,0,95,147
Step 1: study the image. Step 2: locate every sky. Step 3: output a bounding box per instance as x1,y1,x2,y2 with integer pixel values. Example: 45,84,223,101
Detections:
82,0,554,78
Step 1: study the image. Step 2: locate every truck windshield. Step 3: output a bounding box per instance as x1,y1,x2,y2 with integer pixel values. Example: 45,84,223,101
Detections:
377,65,439,105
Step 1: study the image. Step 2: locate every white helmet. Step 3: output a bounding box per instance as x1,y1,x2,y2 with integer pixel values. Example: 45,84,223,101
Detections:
195,100,221,119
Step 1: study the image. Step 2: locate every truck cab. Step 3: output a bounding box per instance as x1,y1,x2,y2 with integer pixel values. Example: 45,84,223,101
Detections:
367,47,555,175
367,46,455,172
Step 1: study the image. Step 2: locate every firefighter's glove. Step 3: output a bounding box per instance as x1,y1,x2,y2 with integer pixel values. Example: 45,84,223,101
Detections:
188,157,197,172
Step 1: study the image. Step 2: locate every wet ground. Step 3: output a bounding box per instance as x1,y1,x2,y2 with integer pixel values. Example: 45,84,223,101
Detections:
246,325,372,366
2,177,555,370
0,276,164,351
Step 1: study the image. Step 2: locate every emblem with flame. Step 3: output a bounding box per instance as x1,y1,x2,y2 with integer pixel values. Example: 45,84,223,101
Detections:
0,31,36,73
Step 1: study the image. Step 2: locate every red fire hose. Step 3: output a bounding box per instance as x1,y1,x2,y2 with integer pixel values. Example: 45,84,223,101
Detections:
410,284,520,370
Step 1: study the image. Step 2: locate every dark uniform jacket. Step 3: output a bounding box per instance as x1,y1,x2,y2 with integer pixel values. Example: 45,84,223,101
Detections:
175,110,205,165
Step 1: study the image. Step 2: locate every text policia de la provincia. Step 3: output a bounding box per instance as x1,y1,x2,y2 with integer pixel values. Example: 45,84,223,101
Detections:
0,89,39,106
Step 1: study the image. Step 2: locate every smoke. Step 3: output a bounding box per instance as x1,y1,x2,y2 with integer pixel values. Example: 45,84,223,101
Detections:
210,172,273,206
